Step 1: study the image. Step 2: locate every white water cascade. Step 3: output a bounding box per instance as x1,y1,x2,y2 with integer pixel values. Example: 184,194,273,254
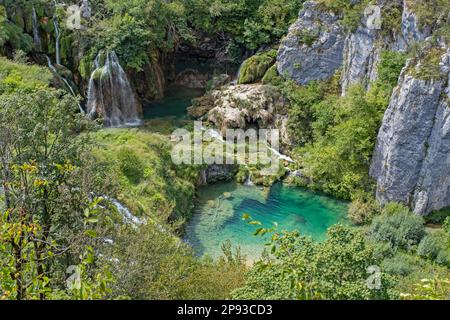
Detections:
46,56,84,114
244,173,254,186
86,51,142,127
52,1,61,65
32,7,42,51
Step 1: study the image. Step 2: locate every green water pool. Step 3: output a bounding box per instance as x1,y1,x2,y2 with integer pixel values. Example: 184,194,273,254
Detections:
143,85,204,120
185,182,349,259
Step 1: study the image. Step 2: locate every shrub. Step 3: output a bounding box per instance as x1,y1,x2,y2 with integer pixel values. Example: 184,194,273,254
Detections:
425,207,450,224
382,254,416,277
369,204,426,250
117,147,145,184
417,233,443,260
381,202,411,216
377,51,407,89
348,196,379,225
436,250,450,267
418,231,450,267
261,64,282,85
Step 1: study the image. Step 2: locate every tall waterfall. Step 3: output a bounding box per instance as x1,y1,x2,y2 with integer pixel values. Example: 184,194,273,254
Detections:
32,7,42,51
86,51,142,127
52,1,61,65
46,56,84,114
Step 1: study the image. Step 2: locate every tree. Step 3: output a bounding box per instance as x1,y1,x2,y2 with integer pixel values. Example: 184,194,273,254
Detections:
0,88,110,299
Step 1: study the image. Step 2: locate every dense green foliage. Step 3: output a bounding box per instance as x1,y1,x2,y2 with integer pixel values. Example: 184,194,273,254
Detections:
233,225,395,300
91,129,200,222
369,204,426,251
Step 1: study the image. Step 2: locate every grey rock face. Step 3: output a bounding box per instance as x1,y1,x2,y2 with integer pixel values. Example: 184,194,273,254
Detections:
277,1,345,85
401,1,432,46
279,1,435,92
370,49,450,215
341,24,380,94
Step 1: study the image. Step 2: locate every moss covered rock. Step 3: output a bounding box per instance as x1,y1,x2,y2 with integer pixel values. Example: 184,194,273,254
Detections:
237,50,277,84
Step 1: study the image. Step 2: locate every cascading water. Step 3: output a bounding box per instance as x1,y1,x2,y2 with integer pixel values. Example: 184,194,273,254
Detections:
32,7,42,51
86,51,142,127
52,1,61,65
244,173,254,186
81,0,92,18
46,56,84,114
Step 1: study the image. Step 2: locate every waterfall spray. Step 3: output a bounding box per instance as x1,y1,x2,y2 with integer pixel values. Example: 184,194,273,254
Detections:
86,51,142,127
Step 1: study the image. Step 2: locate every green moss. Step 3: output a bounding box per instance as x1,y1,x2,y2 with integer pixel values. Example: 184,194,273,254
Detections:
261,64,282,85
381,3,403,37
238,49,277,84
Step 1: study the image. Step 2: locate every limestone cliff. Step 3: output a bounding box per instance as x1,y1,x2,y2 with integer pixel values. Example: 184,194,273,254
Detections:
370,46,449,215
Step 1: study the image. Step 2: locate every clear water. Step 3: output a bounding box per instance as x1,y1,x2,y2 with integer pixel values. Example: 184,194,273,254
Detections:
143,85,204,120
185,182,349,259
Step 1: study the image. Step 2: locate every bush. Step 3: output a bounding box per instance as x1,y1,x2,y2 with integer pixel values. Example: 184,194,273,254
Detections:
117,147,145,184
444,217,450,235
381,202,411,216
418,231,450,267
377,51,407,89
425,207,450,224
436,250,450,267
261,64,282,85
417,233,443,260
382,254,416,277
348,196,379,225
369,204,426,250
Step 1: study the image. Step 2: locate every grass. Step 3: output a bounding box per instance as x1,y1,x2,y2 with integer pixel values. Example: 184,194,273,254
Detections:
91,127,201,223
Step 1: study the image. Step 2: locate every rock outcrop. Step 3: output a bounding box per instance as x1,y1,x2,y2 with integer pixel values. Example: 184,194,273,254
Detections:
278,0,442,93
277,1,345,85
370,47,450,215
188,84,290,144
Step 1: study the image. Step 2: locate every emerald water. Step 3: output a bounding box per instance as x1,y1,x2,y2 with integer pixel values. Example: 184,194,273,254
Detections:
185,182,349,259
143,85,204,120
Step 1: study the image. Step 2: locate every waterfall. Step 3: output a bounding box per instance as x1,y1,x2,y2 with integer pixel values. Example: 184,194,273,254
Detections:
244,173,254,186
46,56,84,114
108,197,143,226
267,145,295,163
52,1,61,65
86,51,142,127
81,0,92,18
231,61,245,85
32,7,42,51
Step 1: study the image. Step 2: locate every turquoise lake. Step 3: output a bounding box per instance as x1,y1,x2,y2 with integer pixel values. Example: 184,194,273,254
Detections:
185,182,349,259
143,85,204,120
